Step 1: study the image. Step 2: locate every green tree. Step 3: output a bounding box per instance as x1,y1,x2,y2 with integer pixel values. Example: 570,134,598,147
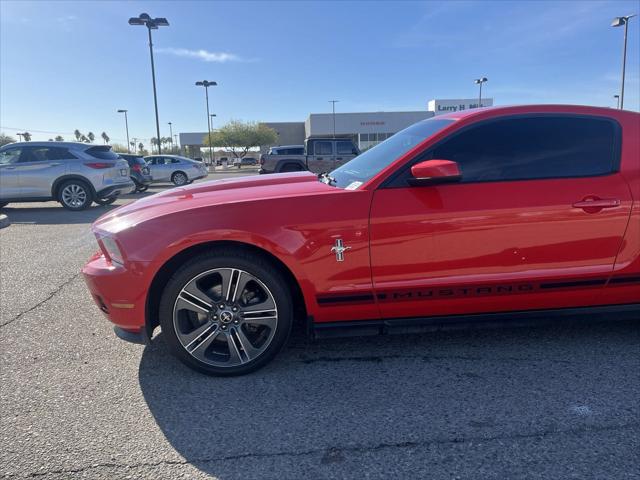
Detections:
111,143,129,153
54,135,64,142
87,132,95,143
74,129,82,141
203,121,277,160
0,133,16,146
101,132,110,144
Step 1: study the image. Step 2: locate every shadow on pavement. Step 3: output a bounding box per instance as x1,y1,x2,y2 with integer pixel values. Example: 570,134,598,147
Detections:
0,204,120,225
138,318,640,478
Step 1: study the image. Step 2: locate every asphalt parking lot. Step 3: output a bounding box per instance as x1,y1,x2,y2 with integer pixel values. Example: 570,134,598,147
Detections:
0,172,639,479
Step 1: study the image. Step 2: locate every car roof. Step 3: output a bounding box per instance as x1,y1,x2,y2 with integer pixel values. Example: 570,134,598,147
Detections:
434,104,637,121
273,145,304,149
0,141,109,148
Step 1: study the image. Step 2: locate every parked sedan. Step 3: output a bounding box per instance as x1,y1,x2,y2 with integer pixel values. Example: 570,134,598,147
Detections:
0,142,134,210
118,153,153,192
145,155,209,186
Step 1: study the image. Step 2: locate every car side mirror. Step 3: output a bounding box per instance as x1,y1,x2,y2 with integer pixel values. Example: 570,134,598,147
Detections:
408,159,462,186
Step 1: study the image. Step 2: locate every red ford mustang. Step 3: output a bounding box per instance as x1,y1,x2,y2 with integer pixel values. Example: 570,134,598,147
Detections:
83,105,640,376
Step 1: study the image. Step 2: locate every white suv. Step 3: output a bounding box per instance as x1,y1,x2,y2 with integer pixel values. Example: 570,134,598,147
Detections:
0,142,135,210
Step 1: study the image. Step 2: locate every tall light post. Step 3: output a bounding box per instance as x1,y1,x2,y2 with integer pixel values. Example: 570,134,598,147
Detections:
168,122,173,152
474,77,488,107
611,14,637,109
329,100,339,138
173,134,179,154
195,80,217,164
614,94,620,109
117,109,130,153
17,133,24,141
129,13,169,154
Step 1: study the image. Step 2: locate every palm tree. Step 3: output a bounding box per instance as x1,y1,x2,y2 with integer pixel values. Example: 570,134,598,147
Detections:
87,132,95,143
23,132,32,142
130,141,136,151
74,129,82,142
101,132,110,144
150,137,158,154
54,135,64,142
138,142,144,153
80,134,89,143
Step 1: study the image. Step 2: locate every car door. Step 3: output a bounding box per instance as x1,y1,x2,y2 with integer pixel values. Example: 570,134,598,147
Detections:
335,140,358,169
369,114,632,320
147,157,166,181
312,140,335,173
16,146,70,197
0,147,22,198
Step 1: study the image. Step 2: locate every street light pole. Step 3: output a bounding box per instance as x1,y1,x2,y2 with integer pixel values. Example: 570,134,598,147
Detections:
168,122,173,152
196,80,217,165
611,14,637,109
474,77,488,107
614,94,620,109
17,133,24,141
117,109,130,153
173,134,179,154
329,100,339,138
129,13,169,154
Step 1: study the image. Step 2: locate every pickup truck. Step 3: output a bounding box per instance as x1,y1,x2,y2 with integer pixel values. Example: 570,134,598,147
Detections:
259,138,360,174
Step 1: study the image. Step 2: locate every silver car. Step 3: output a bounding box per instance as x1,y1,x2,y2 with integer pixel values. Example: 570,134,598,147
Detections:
144,155,209,186
0,142,135,211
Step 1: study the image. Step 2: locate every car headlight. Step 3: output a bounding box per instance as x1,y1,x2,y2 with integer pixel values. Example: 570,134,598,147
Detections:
96,234,124,266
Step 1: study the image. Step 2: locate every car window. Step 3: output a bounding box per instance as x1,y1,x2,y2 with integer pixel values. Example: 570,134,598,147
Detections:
0,148,21,165
314,141,333,156
171,158,181,164
430,116,619,183
86,146,119,160
336,141,355,155
17,147,74,163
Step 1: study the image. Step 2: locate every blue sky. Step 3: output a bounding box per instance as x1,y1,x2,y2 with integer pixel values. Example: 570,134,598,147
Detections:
1,0,638,145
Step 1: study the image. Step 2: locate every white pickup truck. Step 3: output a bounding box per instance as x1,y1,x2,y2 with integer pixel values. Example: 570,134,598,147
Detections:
259,138,360,174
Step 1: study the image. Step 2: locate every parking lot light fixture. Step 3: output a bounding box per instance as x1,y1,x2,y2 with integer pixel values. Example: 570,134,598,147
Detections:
129,13,169,154
117,109,130,153
168,122,174,152
613,94,620,109
329,100,339,138
611,14,637,109
474,78,488,107
195,80,217,164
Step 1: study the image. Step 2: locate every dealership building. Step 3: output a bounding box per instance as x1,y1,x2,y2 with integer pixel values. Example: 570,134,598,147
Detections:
179,98,493,154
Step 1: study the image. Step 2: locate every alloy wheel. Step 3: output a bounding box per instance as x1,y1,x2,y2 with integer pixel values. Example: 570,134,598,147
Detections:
61,184,87,208
172,268,278,367
173,173,188,186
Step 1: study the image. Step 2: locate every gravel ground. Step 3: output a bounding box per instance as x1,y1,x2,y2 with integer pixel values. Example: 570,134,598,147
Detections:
1,177,639,479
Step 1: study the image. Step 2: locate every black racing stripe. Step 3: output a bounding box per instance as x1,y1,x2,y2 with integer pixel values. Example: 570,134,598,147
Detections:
540,279,607,289
317,294,375,305
609,276,640,285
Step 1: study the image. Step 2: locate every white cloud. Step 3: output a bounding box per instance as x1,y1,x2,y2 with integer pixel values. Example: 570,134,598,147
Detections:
156,47,247,63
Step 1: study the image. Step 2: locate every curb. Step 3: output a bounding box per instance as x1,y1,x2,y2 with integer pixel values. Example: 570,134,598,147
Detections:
0,214,9,229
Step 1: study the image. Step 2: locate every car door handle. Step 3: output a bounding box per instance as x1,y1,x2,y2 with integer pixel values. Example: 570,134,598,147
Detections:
4,166,16,170
572,197,620,210
336,157,343,161
316,157,324,160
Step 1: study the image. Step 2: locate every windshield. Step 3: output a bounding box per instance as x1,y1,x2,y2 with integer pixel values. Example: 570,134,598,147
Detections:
329,118,455,189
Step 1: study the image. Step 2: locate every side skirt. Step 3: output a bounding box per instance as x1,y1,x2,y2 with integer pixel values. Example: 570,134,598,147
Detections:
311,303,640,340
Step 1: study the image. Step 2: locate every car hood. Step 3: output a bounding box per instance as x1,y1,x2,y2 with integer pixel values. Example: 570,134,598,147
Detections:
94,172,333,233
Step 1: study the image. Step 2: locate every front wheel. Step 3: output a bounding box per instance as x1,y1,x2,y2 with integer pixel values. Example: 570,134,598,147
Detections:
159,250,293,376
171,171,188,186
58,180,93,211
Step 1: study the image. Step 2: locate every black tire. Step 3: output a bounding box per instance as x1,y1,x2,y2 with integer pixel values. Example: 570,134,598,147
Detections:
57,179,93,211
280,163,303,173
171,171,189,186
0,202,8,208
159,249,293,376
137,185,149,192
95,197,117,206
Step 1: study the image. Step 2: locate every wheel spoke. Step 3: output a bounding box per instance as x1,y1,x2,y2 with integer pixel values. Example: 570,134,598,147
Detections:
242,315,277,329
241,295,276,312
224,331,244,364
181,281,213,309
181,322,216,349
175,296,209,315
233,327,261,361
231,271,252,302
190,328,221,362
